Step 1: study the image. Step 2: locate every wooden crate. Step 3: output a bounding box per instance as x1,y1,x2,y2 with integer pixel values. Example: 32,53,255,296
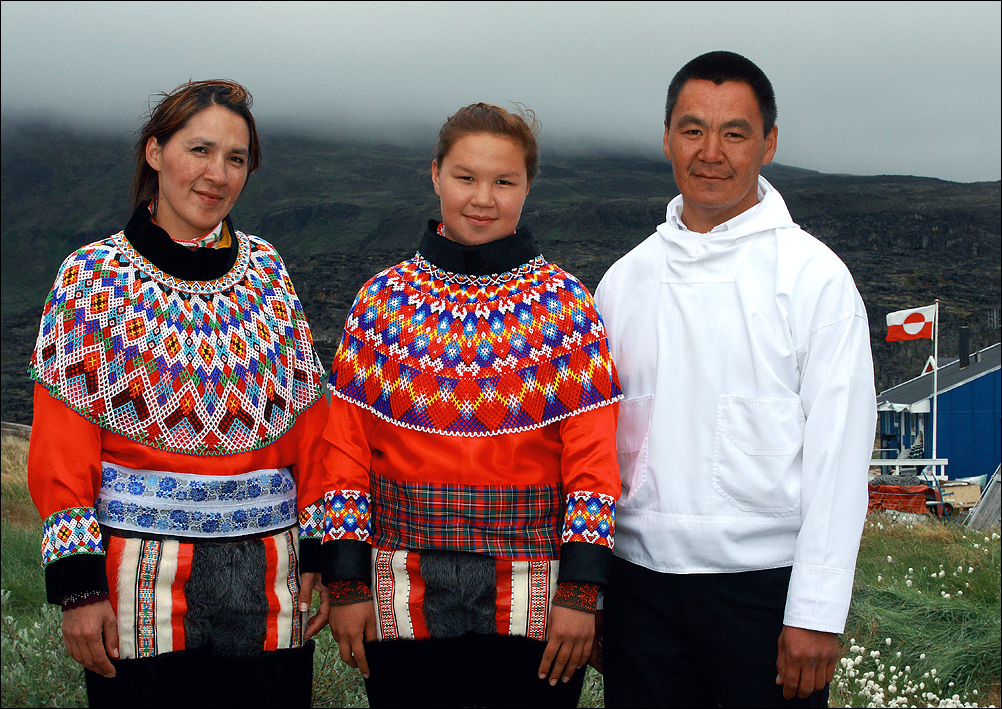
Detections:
941,482,983,509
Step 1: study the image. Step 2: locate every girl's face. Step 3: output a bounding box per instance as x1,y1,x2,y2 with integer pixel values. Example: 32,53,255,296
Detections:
432,132,530,247
145,104,250,242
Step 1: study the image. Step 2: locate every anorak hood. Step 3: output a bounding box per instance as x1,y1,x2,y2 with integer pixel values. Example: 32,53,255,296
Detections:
656,176,798,260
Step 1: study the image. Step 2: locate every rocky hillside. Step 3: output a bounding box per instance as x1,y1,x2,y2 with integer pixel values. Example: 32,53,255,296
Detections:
2,122,999,424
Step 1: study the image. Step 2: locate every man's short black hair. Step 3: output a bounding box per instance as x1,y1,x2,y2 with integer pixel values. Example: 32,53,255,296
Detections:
665,51,777,136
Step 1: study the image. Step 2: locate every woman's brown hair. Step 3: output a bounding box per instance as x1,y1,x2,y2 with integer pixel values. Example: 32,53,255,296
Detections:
131,79,262,208
434,103,541,183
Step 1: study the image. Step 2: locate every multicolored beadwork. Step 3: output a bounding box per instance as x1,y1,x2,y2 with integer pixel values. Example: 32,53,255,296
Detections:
29,230,325,455
298,499,325,540
41,506,104,567
328,253,621,436
561,491,615,549
324,490,371,542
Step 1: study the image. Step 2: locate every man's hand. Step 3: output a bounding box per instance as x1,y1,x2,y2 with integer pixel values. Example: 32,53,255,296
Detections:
329,599,377,678
538,605,595,686
299,572,330,639
62,600,119,678
775,625,839,700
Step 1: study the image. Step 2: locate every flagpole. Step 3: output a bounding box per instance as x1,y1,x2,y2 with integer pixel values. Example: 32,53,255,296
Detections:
932,299,939,477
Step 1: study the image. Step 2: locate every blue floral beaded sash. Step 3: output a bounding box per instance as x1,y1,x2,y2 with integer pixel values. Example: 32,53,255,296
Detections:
96,462,297,538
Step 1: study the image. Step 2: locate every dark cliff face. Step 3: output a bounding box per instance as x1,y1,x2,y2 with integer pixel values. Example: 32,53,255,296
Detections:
2,123,999,424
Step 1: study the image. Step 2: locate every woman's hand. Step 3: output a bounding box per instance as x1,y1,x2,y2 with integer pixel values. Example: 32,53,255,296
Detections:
62,600,119,678
329,599,377,678
538,605,595,685
299,572,330,640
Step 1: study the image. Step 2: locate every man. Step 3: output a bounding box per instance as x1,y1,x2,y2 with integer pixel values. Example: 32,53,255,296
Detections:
594,51,876,707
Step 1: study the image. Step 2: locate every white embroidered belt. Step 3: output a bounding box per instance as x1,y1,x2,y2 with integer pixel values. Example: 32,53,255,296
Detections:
96,462,297,538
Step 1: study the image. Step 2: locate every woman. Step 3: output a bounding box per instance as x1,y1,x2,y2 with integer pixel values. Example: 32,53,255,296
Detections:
321,103,622,708
27,80,329,708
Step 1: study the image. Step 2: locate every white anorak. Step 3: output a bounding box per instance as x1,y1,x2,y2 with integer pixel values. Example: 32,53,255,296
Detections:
595,177,876,633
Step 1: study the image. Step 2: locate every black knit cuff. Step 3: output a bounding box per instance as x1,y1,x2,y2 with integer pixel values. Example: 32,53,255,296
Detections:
45,554,108,606
298,538,321,574
328,579,373,606
552,581,600,613
320,539,372,585
61,590,110,611
558,541,612,587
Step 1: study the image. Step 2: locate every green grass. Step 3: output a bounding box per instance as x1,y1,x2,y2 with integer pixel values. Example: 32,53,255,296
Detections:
831,515,1001,707
3,436,997,707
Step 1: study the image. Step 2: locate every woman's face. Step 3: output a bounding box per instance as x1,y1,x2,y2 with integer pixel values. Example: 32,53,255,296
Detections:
432,132,530,246
145,104,251,242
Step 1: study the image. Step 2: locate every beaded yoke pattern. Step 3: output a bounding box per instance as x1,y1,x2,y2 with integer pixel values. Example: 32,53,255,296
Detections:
328,253,622,436
29,230,325,455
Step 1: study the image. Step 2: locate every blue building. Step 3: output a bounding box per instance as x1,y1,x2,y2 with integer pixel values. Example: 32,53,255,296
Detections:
877,343,1001,480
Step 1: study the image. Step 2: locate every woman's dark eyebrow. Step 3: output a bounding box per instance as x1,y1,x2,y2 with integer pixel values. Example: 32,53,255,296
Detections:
187,136,249,155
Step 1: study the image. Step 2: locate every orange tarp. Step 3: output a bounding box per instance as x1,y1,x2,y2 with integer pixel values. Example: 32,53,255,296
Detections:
867,484,930,515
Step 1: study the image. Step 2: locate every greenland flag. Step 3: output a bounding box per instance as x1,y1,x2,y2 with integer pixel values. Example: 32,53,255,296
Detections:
886,304,936,341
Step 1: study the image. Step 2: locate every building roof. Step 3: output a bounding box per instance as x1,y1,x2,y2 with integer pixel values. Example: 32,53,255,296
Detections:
878,343,1001,407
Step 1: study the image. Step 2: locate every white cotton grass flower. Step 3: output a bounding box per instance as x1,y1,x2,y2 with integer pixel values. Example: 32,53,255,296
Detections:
885,638,892,646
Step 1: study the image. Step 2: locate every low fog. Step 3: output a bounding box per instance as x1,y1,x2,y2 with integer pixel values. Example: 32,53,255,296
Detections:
1,1,1000,183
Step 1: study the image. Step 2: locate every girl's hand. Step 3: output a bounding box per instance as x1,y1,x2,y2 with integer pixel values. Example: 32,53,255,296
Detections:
537,604,594,685
329,600,377,678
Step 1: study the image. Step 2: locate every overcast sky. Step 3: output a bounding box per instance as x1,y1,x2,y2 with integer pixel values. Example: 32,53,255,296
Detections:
2,1,1000,183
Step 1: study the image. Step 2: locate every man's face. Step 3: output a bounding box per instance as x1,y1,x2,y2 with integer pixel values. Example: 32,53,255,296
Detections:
664,79,777,233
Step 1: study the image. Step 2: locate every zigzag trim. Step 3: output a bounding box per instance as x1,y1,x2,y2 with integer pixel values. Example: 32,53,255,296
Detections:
329,381,621,438
29,368,324,456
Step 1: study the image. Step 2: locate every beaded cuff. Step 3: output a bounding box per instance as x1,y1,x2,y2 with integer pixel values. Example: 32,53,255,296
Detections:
328,579,373,606
41,507,104,566
61,590,109,611
551,581,600,614
324,490,371,542
561,491,615,549
299,498,325,540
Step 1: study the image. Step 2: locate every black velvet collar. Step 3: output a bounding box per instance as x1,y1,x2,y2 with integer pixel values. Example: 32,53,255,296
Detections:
123,202,240,282
417,220,541,277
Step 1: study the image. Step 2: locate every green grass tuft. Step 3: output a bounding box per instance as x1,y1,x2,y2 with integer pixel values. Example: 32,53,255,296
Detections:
832,514,1001,707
